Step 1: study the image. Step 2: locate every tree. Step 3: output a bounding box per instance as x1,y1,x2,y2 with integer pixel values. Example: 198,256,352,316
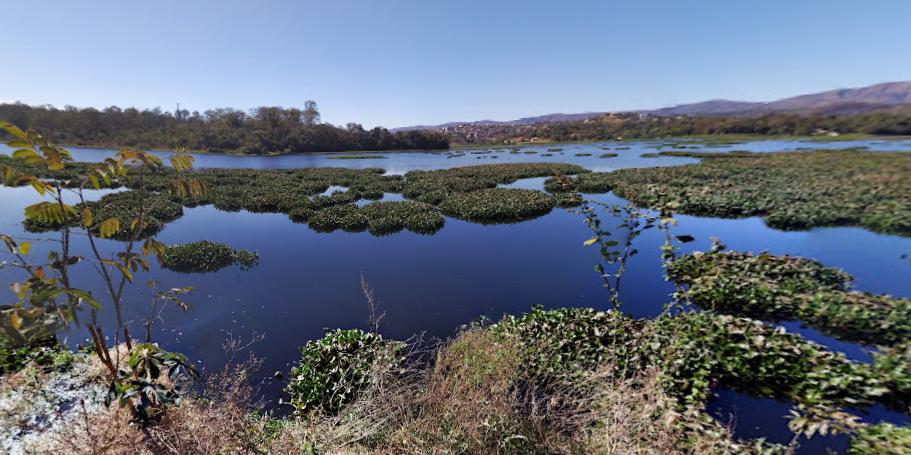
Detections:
0,122,202,423
302,100,320,126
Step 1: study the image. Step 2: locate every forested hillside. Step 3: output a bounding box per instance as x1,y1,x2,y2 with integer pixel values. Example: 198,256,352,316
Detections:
0,102,449,154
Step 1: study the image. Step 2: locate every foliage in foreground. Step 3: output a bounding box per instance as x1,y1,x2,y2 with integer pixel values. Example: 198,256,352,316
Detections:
9,305,911,453
546,149,911,235
285,328,404,417
667,251,911,345
161,240,259,273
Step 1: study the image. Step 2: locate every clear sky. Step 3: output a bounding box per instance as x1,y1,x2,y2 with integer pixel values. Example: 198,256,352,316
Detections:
3,0,910,128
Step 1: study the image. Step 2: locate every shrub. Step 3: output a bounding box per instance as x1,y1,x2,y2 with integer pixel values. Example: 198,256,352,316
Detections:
493,306,648,379
161,241,258,273
285,329,404,416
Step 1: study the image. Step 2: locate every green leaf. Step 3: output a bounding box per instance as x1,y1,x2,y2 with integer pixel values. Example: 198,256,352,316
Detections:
0,121,27,139
98,217,121,238
67,289,101,309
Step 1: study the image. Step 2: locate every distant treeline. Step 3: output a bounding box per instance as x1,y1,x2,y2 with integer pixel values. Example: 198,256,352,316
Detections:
451,109,911,144
0,102,449,154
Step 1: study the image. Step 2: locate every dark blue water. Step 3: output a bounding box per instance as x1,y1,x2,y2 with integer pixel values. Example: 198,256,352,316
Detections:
708,388,911,453
2,139,910,452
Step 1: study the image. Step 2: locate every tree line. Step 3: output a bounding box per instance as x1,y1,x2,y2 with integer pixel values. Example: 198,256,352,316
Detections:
447,109,911,144
0,102,449,154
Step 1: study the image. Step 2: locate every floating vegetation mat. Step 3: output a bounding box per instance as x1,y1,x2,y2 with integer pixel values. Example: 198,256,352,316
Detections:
3,159,585,237
327,155,387,160
161,240,258,273
668,250,911,345
440,188,555,222
547,149,911,236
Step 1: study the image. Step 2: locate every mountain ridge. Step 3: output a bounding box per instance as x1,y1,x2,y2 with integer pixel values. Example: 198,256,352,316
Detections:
396,80,911,131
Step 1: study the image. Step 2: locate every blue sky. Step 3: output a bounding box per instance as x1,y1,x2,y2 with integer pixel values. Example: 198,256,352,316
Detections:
3,0,910,128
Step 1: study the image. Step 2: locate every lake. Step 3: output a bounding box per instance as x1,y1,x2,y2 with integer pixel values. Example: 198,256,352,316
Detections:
2,137,910,452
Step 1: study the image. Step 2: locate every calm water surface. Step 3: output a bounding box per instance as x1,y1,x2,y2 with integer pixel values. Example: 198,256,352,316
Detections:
2,139,910,452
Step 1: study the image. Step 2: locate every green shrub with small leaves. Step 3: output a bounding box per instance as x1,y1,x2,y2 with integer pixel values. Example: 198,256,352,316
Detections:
492,306,649,379
285,329,404,416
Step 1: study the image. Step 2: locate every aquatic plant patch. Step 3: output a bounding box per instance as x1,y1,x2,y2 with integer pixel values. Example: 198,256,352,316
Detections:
161,240,258,273
650,312,889,409
307,204,369,232
871,342,911,411
5,160,589,235
849,423,911,454
599,153,618,158
488,306,905,448
548,150,911,236
439,188,556,222
24,190,184,240
667,251,911,345
359,200,444,235
327,155,387,160
402,162,586,204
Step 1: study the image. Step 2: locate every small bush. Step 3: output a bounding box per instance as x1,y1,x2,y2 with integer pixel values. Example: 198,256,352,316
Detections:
286,329,404,416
